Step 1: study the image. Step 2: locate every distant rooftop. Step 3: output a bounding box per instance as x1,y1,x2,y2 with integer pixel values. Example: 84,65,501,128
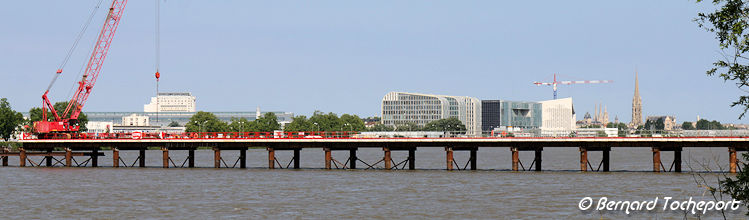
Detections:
158,92,192,96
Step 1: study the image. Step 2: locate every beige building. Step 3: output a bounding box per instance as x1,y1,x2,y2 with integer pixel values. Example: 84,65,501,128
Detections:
645,116,676,131
540,97,576,135
144,92,196,112
122,114,149,126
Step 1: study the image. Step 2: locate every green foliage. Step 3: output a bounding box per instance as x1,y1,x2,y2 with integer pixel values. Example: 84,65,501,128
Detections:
0,141,22,151
395,122,420,131
0,98,24,141
368,123,394,131
28,101,88,132
255,112,281,132
596,131,607,137
363,116,381,123
697,0,749,118
645,118,665,130
720,152,749,215
423,118,466,132
285,111,365,132
682,121,695,130
227,117,256,132
185,111,227,132
606,122,629,130
695,119,725,130
580,124,602,128
284,115,314,132
340,114,366,131
309,111,342,131
168,121,180,127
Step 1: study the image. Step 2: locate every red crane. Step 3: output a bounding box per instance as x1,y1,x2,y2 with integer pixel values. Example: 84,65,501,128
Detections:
34,0,128,136
533,73,612,99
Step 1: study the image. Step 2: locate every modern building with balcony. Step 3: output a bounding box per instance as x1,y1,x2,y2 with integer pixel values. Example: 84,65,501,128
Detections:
381,92,482,136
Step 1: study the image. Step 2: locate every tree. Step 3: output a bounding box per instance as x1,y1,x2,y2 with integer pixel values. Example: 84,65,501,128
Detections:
168,121,181,127
255,112,281,132
0,98,24,141
721,153,749,215
28,101,88,132
309,111,343,131
227,117,256,132
185,111,227,132
682,121,695,130
695,119,724,130
340,114,366,131
423,118,467,132
367,123,394,131
697,0,749,118
654,118,665,130
284,115,314,132
395,122,420,131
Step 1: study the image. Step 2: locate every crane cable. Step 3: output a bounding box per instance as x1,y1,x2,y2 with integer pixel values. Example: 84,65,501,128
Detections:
155,0,161,124
46,0,106,92
155,0,160,73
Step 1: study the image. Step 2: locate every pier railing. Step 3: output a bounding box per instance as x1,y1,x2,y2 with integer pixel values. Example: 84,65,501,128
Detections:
20,129,749,140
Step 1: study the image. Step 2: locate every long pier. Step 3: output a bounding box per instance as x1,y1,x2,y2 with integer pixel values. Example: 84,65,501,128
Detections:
6,134,749,173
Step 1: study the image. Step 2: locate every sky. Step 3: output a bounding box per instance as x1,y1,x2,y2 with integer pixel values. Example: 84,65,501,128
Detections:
0,1,744,124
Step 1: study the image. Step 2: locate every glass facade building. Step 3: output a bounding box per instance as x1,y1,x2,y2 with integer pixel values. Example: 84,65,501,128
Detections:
481,100,542,132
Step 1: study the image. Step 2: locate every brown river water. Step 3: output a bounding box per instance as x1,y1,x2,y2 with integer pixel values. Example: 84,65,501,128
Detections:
0,147,746,219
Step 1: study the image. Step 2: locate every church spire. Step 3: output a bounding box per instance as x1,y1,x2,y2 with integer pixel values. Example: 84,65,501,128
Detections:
631,70,643,127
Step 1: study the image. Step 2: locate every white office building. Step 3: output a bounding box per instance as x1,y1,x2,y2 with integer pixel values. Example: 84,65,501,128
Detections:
122,114,149,126
144,92,196,112
539,97,576,136
381,92,482,136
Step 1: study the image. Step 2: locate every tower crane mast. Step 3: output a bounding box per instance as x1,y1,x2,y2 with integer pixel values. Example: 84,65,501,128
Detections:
34,0,128,136
533,73,612,99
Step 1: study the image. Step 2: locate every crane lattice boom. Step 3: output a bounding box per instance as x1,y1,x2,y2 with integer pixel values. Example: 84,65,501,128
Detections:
35,0,128,135
533,74,612,99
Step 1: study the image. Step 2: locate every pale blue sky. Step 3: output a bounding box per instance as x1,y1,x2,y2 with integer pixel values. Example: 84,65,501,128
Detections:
0,1,743,123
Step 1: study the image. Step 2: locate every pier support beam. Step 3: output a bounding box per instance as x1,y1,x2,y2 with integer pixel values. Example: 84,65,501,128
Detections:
293,149,300,169
580,147,610,172
2,147,8,167
730,147,737,173
213,147,221,168
139,149,146,167
268,148,276,169
674,149,682,173
603,149,610,172
45,149,52,167
19,148,25,167
580,148,588,172
534,148,542,171
470,148,477,170
652,148,661,173
112,148,119,168
239,149,246,169
511,147,519,171
446,147,454,171
409,148,416,170
65,148,72,167
162,147,169,168
91,148,98,167
324,148,332,169
384,147,392,170
188,149,195,168
349,149,357,169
